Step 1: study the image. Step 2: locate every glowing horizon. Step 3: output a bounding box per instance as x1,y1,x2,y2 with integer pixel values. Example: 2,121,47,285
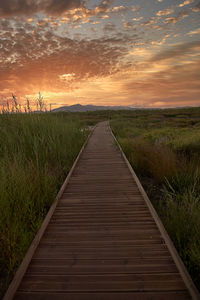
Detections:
0,0,200,109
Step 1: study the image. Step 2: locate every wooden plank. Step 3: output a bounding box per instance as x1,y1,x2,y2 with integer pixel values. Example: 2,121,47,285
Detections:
54,207,151,212
33,250,170,260
39,240,164,246
45,227,157,233
18,273,185,292
27,258,178,274
52,211,152,215
58,202,145,206
14,291,191,300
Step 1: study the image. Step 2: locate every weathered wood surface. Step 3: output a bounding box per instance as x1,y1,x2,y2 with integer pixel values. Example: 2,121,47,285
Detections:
5,121,199,299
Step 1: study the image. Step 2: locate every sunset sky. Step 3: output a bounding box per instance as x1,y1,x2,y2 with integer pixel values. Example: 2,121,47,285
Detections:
0,0,200,109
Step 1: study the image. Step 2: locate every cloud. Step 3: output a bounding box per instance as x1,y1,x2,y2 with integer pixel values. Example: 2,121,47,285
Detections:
150,41,200,62
123,22,134,29
45,1,118,25
111,6,126,12
59,73,76,81
103,22,116,32
122,59,200,107
140,17,158,27
0,0,121,27
0,20,136,97
97,0,113,10
0,0,116,22
178,0,194,7
131,5,141,12
191,1,200,12
132,17,143,21
187,28,200,36
156,8,174,16
0,0,199,108
0,0,84,17
151,34,171,45
164,9,189,24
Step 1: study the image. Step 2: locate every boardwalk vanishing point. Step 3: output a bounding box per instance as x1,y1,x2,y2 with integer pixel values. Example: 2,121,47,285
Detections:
4,121,200,300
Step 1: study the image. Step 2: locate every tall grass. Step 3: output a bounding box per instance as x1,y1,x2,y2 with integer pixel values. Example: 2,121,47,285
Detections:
118,137,176,182
0,113,88,297
161,161,200,284
111,108,200,290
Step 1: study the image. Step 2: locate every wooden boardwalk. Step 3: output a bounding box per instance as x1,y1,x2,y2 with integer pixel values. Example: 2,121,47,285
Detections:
4,121,199,300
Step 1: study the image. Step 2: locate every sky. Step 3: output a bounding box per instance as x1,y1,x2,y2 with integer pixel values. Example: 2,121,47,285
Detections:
0,0,200,109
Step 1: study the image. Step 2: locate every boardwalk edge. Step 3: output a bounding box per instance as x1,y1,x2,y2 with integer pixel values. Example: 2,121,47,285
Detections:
3,125,96,300
109,122,200,300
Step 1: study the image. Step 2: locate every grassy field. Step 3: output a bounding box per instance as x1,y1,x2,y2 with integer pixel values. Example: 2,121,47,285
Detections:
1,107,200,296
110,107,200,290
0,112,90,297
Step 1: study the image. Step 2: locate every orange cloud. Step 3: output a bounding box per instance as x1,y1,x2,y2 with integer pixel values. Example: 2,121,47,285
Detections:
164,10,189,24
187,28,200,35
178,0,194,7
191,2,200,12
156,8,174,16
0,0,84,17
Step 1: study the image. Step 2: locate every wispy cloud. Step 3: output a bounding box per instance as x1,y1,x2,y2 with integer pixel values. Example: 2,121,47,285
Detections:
164,10,190,24
140,17,158,27
103,22,116,32
150,41,200,62
151,34,171,45
156,8,174,16
132,17,143,21
111,6,127,12
178,0,194,7
187,28,200,35
0,0,84,17
131,5,141,12
191,1,200,12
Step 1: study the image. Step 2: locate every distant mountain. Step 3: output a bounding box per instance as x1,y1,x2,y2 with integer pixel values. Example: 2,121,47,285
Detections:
52,104,135,112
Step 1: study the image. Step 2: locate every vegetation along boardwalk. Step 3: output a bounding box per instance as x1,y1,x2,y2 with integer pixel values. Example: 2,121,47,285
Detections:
4,121,200,300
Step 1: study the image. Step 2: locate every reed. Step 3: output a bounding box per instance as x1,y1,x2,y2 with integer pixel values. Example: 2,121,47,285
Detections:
0,112,88,297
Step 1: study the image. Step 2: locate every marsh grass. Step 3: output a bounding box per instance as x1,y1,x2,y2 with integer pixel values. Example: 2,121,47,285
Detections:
0,113,88,297
111,107,200,290
161,163,200,284
118,137,176,182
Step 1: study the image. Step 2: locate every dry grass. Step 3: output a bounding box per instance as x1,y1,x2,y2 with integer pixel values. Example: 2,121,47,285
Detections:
119,137,176,183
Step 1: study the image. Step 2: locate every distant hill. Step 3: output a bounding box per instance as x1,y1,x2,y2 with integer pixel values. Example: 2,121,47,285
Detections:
52,104,135,112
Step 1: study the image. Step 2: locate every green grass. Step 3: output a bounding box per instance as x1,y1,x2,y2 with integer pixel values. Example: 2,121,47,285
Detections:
110,107,200,290
0,112,89,297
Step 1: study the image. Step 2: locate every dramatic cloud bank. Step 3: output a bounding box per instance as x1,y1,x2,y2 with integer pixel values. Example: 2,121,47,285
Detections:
0,0,200,108
0,0,84,16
